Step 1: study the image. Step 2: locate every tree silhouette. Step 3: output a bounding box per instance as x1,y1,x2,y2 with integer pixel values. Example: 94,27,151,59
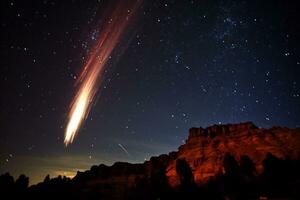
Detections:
263,153,280,180
0,151,299,199
150,165,169,198
223,153,240,199
15,174,29,191
0,172,14,194
223,153,239,177
240,155,256,180
261,152,295,197
43,174,50,183
239,155,258,199
176,158,195,187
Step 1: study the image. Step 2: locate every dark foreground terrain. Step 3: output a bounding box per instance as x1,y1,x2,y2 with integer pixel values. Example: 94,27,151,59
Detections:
1,122,300,200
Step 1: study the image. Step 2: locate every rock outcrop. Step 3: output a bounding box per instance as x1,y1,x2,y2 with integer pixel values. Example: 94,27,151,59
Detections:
72,122,300,190
166,122,300,186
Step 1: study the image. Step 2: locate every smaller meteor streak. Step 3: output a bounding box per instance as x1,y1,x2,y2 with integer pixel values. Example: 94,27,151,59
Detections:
64,0,142,146
118,143,130,156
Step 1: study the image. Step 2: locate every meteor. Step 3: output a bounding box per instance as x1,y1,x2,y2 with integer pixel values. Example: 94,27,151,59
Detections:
118,143,130,156
64,0,142,146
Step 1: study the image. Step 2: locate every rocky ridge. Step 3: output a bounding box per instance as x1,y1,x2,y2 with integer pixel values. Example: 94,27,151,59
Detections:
73,122,300,190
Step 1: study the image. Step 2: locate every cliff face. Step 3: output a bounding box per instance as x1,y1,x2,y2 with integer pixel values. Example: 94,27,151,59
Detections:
73,122,300,190
166,122,300,186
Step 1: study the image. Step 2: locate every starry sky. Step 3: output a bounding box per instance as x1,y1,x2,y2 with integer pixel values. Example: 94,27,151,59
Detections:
1,0,300,184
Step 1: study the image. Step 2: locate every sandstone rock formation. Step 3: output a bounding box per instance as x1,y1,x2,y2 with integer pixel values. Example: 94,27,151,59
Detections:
73,122,300,190
166,122,300,186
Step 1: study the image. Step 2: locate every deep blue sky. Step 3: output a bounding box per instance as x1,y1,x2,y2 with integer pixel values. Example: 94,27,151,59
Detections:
1,0,300,184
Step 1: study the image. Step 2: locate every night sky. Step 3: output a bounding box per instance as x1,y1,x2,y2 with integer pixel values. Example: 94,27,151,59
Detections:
1,0,300,184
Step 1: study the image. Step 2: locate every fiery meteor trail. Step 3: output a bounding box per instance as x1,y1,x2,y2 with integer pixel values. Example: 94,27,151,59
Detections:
64,0,142,146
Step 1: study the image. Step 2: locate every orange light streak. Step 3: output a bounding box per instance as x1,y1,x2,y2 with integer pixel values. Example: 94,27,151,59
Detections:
64,0,142,146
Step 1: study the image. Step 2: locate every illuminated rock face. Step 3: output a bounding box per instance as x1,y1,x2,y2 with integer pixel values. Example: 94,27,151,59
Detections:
73,122,300,191
166,122,300,186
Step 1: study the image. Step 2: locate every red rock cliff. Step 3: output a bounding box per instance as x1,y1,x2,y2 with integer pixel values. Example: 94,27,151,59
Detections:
72,122,300,191
165,122,300,186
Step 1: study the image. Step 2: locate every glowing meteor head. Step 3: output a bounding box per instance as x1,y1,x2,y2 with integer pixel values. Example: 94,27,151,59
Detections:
64,79,95,146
